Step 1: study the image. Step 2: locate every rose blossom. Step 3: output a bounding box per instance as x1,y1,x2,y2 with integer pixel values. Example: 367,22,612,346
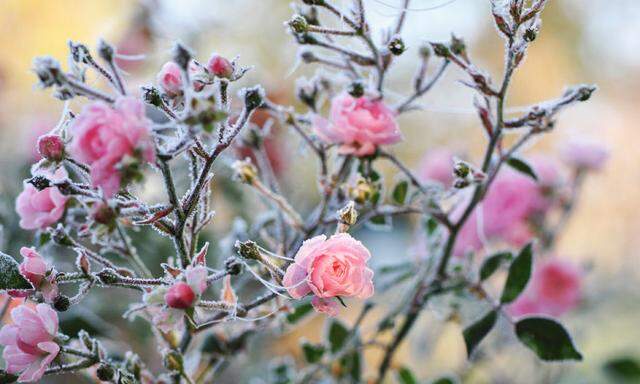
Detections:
206,54,234,79
418,149,455,187
15,168,69,230
508,258,582,318
283,233,374,316
37,134,65,162
560,139,609,171
156,61,183,96
0,303,60,382
453,158,561,256
314,92,402,156
69,97,155,197
16,247,58,303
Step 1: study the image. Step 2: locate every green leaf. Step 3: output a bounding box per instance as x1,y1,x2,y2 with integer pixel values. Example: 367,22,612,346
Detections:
286,301,313,324
425,217,439,236
339,350,362,381
392,180,409,205
301,342,325,363
604,357,640,382
396,366,418,384
500,243,533,304
269,359,294,384
0,251,32,290
327,319,350,353
463,310,498,358
515,317,582,361
506,157,538,181
432,377,457,384
479,251,513,281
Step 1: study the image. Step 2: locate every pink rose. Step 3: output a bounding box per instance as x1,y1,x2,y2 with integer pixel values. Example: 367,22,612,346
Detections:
207,54,234,79
164,265,207,309
561,139,609,171
314,93,402,156
15,168,69,230
311,297,339,317
69,97,156,197
156,61,183,96
453,159,561,256
283,234,374,315
418,149,455,187
508,258,582,318
0,303,60,382
12,248,59,303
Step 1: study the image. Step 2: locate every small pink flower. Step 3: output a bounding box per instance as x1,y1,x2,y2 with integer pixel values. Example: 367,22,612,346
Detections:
207,54,234,79
69,97,155,197
156,62,183,96
0,303,60,382
283,234,374,315
15,248,58,303
37,134,65,162
561,139,609,171
418,149,455,187
314,93,402,156
15,168,69,230
311,297,339,317
165,282,195,309
508,258,582,318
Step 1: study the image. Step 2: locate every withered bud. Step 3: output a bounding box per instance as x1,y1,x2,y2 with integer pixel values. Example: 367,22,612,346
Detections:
225,257,244,275
242,86,265,111
287,15,309,34
348,177,374,204
97,39,115,62
28,175,51,191
172,42,193,70
32,56,65,88
68,41,92,64
162,349,183,372
338,201,358,226
232,158,258,184
387,36,406,56
235,240,262,261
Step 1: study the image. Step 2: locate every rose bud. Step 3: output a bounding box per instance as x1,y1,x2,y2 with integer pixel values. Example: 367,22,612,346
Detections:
37,134,65,162
164,282,196,309
206,54,234,79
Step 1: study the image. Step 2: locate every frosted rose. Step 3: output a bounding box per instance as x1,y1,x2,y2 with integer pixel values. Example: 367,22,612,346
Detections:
207,54,234,79
165,282,195,309
156,61,183,96
69,97,155,197
314,93,402,156
508,258,582,318
311,297,339,317
0,303,59,382
453,159,561,256
418,149,455,187
15,168,68,230
283,234,374,314
13,248,58,303
561,139,609,171
37,134,65,162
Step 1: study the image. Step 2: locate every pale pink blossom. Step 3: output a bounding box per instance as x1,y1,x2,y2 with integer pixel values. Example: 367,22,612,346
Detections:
69,97,155,197
508,258,582,318
311,297,339,317
453,159,561,256
10,248,58,303
0,303,59,382
561,139,609,171
314,93,402,156
15,168,69,230
156,61,183,96
418,149,455,187
283,234,374,315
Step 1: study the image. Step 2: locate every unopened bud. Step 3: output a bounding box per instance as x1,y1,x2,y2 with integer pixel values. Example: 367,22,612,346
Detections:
28,175,51,191
91,202,116,226
37,134,65,162
97,39,115,62
430,42,450,58
165,282,196,309
453,161,470,178
96,364,115,381
347,81,365,98
449,34,466,57
53,295,70,312
235,240,261,261
172,42,193,70
338,201,358,226
51,224,73,246
453,179,470,189
348,177,374,204
162,349,183,372
523,28,537,42
141,86,163,107
32,56,65,88
207,54,234,79
242,86,264,111
232,158,258,184
68,41,92,64
97,269,121,285
224,257,244,275
387,36,405,56
288,15,309,34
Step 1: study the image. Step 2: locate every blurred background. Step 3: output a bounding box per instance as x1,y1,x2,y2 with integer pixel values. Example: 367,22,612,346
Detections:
0,0,638,382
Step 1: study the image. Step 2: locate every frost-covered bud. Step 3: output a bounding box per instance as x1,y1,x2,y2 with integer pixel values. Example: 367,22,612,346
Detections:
68,41,92,64
156,61,183,96
242,86,265,111
162,349,183,372
172,42,193,70
387,36,406,56
165,282,195,309
37,134,65,162
96,364,115,381
28,175,51,191
232,158,258,184
430,42,450,58
97,269,120,285
235,240,261,261
348,177,374,204
224,257,244,276
206,54,234,79
141,86,163,107
338,201,358,226
287,15,309,34
91,202,116,227
97,39,115,62
33,56,65,88
449,34,466,57
453,178,470,189
347,81,365,98
453,161,470,179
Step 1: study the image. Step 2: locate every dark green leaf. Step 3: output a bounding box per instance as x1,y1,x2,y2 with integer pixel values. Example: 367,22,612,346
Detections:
604,357,640,382
432,377,457,384
506,157,538,181
286,301,313,324
392,180,409,205
479,251,513,281
500,243,533,304
301,342,325,364
396,366,418,384
0,251,32,290
327,319,349,353
0,371,18,383
463,310,498,358
269,359,294,384
339,350,361,381
515,317,582,361
425,217,439,236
